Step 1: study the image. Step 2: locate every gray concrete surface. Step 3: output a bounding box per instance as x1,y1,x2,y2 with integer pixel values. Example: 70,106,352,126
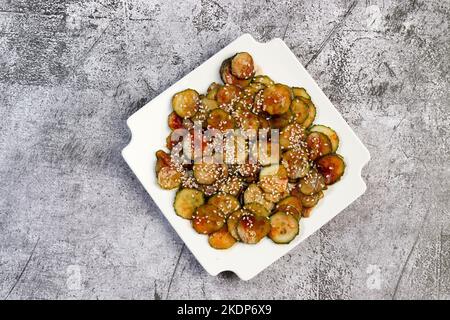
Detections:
0,0,449,300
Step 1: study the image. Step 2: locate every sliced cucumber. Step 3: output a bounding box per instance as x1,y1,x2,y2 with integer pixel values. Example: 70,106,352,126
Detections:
306,131,332,161
208,227,237,249
231,52,255,80
192,204,225,234
157,166,182,190
206,82,221,100
244,202,270,217
292,87,311,100
172,89,199,118
243,184,275,212
234,105,260,130
236,163,260,178
218,175,244,197
301,99,316,128
174,188,205,219
262,84,292,115
301,191,323,208
290,97,309,124
168,111,184,130
197,183,219,197
269,212,299,244
249,81,266,92
259,163,287,178
259,164,289,194
207,109,235,131
252,75,274,87
316,154,346,185
252,90,265,114
240,86,259,107
193,159,223,185
263,190,289,204
276,196,303,217
208,194,240,217
269,110,293,129
309,125,340,152
155,150,171,174
281,149,310,180
275,204,301,220
200,96,219,112
299,169,326,195
220,58,252,88
279,123,307,150
237,214,271,244
216,84,242,106
227,209,247,240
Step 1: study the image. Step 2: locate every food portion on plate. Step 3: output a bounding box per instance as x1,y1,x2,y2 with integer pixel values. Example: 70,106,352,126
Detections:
155,52,345,250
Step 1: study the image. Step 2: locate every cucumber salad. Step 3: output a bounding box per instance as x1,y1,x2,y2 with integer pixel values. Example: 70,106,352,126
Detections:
155,52,345,249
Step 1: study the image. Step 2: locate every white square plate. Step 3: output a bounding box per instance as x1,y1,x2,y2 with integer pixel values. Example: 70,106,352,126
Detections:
122,34,370,281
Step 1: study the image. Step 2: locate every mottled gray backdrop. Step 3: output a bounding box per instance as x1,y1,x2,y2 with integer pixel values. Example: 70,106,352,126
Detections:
0,0,449,300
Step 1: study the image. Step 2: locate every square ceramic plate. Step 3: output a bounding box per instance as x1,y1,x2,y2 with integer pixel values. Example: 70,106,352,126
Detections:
122,34,370,281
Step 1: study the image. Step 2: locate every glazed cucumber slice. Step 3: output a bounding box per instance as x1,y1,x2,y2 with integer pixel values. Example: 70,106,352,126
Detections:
220,58,252,88
279,123,306,150
244,202,270,218
263,189,289,204
281,149,310,180
301,191,323,208
231,52,255,80
193,162,221,185
158,166,182,190
155,150,171,174
208,194,240,218
207,109,235,130
262,84,292,115
306,131,333,161
252,75,274,87
301,99,316,128
172,89,199,118
174,188,205,219
290,97,309,124
243,184,274,212
276,196,303,218
168,111,184,130
299,169,326,195
216,84,242,106
316,154,346,185
237,214,271,244
200,96,219,112
227,209,247,240
259,164,289,194
234,105,260,130
309,125,340,152
206,82,221,100
157,166,182,190
219,176,244,197
292,87,311,100
269,212,299,244
249,81,266,92
192,204,225,234
269,110,293,129
208,227,236,249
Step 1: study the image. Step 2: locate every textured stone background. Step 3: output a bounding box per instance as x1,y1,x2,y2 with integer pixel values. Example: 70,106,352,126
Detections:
0,0,449,300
